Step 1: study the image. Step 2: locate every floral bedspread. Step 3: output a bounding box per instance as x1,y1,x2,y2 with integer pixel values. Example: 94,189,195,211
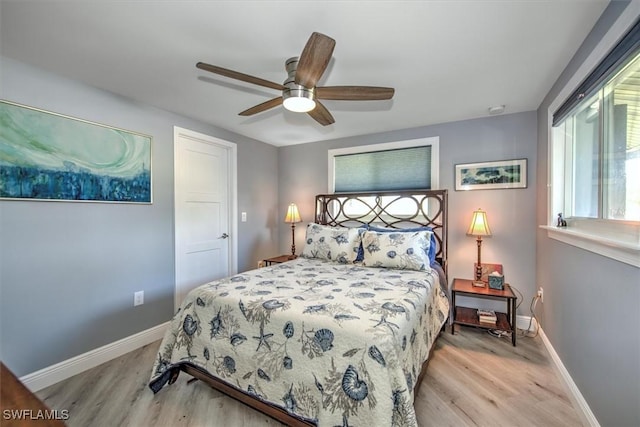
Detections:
149,258,449,426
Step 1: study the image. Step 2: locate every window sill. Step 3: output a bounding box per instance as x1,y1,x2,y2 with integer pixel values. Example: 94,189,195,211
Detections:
540,225,640,268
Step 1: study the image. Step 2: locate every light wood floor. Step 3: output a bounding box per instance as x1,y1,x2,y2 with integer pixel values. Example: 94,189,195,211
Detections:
37,327,586,426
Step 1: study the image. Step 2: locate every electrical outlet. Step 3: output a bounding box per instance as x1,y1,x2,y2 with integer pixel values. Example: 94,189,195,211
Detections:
537,287,544,303
241,212,247,222
134,291,144,306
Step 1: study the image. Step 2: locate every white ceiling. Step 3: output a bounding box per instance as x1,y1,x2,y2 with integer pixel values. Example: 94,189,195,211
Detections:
0,0,608,147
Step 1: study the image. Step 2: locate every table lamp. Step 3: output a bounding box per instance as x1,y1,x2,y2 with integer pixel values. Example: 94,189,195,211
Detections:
467,208,492,286
284,203,301,259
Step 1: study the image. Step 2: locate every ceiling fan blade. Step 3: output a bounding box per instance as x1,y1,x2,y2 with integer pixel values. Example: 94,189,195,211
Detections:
307,101,335,126
239,97,283,116
295,32,336,88
316,86,395,100
196,62,284,91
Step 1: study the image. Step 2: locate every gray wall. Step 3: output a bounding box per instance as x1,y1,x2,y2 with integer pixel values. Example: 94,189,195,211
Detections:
536,2,640,426
278,111,538,312
0,57,279,377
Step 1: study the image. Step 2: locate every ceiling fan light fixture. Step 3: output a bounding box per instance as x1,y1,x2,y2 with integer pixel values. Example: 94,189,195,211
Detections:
283,93,316,113
282,82,316,112
283,57,315,113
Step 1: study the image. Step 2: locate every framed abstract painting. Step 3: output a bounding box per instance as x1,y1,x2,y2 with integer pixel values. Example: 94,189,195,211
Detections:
0,100,152,203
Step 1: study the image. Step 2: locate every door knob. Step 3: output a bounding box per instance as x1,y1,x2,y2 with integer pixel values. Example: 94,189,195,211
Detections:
220,233,229,239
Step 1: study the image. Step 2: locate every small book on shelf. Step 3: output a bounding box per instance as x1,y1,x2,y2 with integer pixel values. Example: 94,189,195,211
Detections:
477,309,496,317
477,309,497,323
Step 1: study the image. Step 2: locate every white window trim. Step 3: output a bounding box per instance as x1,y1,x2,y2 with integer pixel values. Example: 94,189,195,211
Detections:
544,3,640,268
541,225,640,267
327,136,440,192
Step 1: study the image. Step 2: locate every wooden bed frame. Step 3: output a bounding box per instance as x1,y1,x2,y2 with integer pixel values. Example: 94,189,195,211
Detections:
168,189,449,426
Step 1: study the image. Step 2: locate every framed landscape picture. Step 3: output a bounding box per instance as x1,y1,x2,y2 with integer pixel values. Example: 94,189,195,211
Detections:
455,158,527,191
0,100,152,203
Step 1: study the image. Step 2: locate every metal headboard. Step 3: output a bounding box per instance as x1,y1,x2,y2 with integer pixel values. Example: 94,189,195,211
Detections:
315,190,448,271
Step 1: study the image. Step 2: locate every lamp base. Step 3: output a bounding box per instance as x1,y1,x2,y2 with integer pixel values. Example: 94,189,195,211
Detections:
287,254,298,260
472,280,486,287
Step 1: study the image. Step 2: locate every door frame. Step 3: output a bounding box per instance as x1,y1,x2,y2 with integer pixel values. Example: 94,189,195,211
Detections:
173,126,238,311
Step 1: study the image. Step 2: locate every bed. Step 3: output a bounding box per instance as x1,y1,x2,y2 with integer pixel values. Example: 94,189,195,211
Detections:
149,190,449,426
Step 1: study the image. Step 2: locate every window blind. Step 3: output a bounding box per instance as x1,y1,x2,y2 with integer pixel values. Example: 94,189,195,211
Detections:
334,146,431,192
552,18,640,127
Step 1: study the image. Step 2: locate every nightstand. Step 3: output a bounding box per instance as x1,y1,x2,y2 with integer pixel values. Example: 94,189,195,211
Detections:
451,278,517,346
263,255,296,266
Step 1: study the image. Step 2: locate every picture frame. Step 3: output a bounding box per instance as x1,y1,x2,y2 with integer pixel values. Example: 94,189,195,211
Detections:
0,100,152,203
455,158,527,191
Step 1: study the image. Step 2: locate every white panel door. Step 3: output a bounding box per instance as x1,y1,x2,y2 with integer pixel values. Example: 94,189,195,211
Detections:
174,127,236,310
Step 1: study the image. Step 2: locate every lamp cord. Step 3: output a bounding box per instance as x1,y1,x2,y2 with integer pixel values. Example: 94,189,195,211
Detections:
488,284,540,340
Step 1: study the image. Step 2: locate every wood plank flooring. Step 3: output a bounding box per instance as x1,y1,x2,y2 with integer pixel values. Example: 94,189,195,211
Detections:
36,327,586,426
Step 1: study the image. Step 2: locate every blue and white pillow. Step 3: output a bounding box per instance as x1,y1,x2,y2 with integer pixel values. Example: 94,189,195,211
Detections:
361,230,432,271
368,225,437,265
301,223,363,263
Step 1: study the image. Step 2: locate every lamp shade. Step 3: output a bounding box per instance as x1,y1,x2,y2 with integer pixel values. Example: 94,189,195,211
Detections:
284,203,301,223
467,209,491,236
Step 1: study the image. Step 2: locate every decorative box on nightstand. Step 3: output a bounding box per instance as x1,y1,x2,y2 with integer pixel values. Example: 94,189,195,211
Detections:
488,272,505,290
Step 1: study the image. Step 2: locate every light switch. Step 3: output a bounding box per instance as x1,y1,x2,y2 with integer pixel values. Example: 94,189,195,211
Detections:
241,212,247,222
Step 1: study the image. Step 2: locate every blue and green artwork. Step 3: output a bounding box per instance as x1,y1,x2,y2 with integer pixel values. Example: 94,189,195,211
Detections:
0,100,152,203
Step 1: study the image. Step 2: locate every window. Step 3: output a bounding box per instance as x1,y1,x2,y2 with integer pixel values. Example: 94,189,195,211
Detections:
328,137,439,219
554,54,640,221
548,17,640,267
329,137,439,192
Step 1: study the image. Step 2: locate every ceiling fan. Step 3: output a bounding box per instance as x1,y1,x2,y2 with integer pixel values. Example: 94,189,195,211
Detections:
196,32,395,126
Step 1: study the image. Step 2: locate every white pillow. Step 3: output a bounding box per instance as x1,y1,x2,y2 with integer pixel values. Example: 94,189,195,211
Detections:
301,223,363,263
361,230,432,271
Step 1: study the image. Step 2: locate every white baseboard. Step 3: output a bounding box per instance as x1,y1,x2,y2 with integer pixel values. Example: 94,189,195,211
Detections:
516,314,538,332
516,316,599,426
539,328,600,427
20,322,169,392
